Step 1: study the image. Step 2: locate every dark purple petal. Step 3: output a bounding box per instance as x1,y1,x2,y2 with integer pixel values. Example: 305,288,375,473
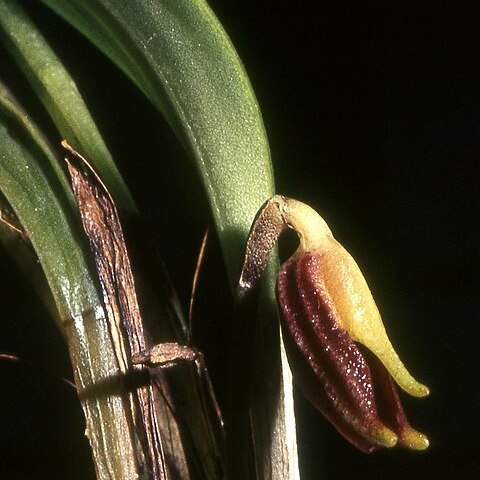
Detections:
277,252,398,450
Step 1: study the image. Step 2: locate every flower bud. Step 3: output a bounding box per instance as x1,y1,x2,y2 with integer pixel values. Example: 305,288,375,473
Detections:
239,196,429,452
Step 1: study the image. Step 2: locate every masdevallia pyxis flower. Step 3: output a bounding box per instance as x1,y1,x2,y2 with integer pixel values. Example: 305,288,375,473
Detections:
238,195,429,453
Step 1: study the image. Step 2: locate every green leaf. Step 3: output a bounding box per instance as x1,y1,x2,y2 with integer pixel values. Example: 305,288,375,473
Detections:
0,85,145,480
0,87,91,320
40,0,274,281
0,0,135,213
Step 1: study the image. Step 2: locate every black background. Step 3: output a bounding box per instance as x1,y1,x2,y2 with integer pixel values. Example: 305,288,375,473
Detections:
1,1,478,479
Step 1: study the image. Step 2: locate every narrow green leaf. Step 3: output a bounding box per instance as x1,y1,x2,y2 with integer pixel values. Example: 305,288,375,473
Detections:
0,195,58,321
0,84,150,480
0,95,91,320
0,80,71,202
40,0,274,280
0,0,135,213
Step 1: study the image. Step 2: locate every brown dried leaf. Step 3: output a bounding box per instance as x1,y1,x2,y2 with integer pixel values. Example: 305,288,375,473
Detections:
64,141,224,479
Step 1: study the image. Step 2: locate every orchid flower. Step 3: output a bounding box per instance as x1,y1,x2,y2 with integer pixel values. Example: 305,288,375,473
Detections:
238,195,429,452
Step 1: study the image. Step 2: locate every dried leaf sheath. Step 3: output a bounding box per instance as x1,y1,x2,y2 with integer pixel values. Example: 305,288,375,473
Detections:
64,142,174,478
64,142,224,479
65,147,144,366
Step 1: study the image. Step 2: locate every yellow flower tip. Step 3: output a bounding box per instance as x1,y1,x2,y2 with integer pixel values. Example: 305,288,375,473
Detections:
378,351,430,398
399,427,430,450
410,382,430,398
371,350,429,399
372,425,398,448
376,348,430,398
